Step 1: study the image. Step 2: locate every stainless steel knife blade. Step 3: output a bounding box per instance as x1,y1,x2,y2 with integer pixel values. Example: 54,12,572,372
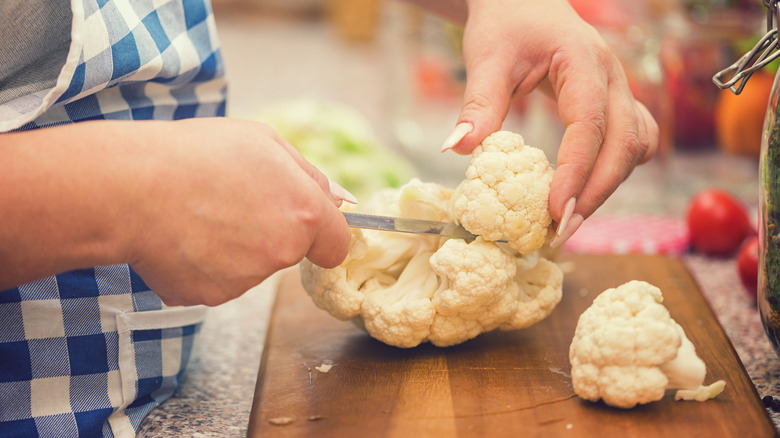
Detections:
342,211,480,240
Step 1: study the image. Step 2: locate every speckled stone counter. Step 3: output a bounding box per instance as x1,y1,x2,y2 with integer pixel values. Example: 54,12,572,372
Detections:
685,255,780,427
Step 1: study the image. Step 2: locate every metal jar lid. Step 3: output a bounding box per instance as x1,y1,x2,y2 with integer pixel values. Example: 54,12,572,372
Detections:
713,0,780,94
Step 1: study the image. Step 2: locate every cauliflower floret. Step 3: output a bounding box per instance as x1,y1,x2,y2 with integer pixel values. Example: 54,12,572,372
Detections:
427,237,520,346
569,280,725,409
299,230,368,320
501,257,563,330
360,178,453,221
300,176,564,348
300,227,428,320
398,179,454,222
452,131,554,254
360,248,439,348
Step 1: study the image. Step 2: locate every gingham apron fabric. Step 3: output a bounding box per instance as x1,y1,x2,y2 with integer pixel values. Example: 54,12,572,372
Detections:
0,0,226,436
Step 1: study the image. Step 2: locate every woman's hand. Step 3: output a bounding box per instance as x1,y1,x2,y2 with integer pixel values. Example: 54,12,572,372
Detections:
127,118,353,306
432,0,659,245
0,118,353,306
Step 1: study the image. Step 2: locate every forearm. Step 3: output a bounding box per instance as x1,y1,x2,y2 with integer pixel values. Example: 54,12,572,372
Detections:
0,121,151,289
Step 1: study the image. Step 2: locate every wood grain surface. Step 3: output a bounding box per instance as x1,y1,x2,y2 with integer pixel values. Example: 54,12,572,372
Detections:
247,254,777,437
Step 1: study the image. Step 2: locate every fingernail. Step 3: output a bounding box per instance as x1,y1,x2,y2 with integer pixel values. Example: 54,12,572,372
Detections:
550,213,584,249
329,180,358,204
556,197,577,237
441,122,473,152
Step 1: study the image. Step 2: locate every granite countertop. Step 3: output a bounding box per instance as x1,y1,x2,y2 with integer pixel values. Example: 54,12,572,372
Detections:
136,273,279,437
137,4,780,436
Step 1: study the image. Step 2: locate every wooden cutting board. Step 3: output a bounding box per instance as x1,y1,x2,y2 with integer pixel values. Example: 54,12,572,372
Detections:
247,254,778,437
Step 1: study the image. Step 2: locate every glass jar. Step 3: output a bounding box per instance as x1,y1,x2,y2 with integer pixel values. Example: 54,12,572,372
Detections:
759,68,780,355
714,0,780,357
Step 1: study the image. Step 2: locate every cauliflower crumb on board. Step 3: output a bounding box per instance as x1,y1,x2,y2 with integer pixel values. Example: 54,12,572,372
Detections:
300,173,562,348
268,417,294,426
674,380,727,401
569,280,726,409
315,363,334,373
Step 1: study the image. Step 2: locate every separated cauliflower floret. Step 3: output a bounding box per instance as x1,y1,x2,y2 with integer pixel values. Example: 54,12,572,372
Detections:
452,131,555,255
300,178,564,348
569,280,725,409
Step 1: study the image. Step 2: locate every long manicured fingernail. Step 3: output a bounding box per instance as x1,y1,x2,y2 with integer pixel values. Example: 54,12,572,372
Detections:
556,197,577,237
441,122,473,152
329,180,358,204
550,213,584,249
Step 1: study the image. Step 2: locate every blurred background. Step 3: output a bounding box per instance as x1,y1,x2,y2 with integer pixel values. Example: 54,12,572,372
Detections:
212,0,771,251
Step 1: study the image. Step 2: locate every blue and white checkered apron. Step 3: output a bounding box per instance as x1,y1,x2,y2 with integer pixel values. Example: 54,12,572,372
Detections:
0,0,227,436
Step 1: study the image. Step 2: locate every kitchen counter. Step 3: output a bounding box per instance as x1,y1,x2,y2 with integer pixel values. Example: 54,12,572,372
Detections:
137,4,780,435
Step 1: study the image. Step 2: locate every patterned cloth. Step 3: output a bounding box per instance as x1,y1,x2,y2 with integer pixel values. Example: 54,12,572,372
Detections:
0,0,227,436
563,213,690,255
0,268,208,437
0,0,226,131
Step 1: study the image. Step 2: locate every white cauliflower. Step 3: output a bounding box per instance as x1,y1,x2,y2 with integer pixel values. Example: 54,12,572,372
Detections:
428,238,563,346
359,247,439,348
300,178,563,348
569,280,725,409
452,131,555,254
501,257,563,330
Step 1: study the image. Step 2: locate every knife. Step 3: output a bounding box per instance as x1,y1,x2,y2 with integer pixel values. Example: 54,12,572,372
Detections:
343,211,482,240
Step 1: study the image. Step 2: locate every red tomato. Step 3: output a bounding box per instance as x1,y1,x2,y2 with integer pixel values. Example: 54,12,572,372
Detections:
737,235,759,299
686,188,754,256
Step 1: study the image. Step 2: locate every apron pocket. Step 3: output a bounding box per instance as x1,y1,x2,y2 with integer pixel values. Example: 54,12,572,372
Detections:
108,305,208,437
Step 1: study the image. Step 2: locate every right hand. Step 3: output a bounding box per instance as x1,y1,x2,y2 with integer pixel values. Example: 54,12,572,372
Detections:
125,118,352,306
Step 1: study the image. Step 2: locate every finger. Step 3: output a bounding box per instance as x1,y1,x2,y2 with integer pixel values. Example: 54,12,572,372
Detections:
634,102,649,154
305,202,351,268
547,60,609,223
444,50,546,155
265,128,352,267
635,101,659,164
444,61,511,154
575,76,645,218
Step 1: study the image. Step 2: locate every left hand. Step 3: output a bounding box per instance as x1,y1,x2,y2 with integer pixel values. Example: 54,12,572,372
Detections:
434,0,659,244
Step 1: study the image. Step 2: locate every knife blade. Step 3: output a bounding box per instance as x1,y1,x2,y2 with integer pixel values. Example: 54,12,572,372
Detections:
342,211,481,240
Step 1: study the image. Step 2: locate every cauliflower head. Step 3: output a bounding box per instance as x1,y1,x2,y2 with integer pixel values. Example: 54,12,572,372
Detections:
300,178,563,348
452,131,555,254
569,280,725,409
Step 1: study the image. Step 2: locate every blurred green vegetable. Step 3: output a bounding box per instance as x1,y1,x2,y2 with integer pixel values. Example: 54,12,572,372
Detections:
249,100,417,201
